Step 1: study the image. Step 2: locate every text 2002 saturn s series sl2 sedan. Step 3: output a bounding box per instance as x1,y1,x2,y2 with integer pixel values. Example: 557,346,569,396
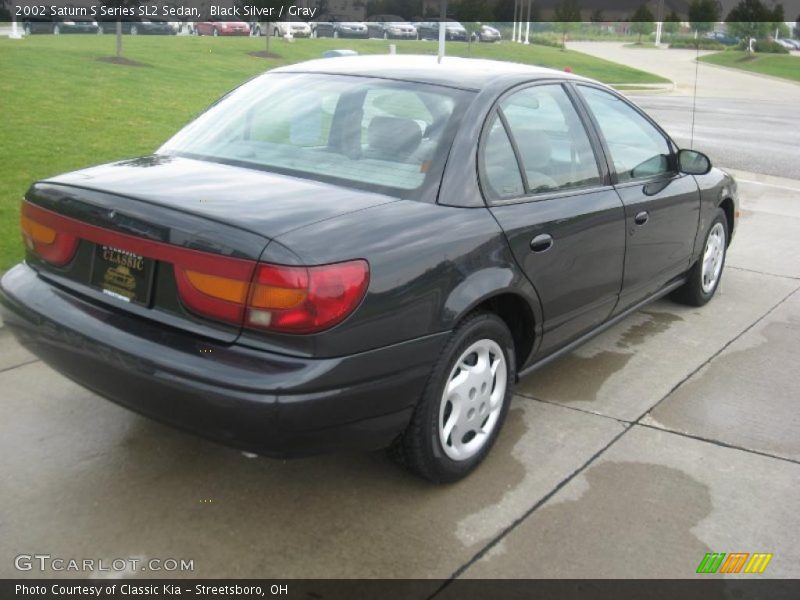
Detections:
0,56,737,482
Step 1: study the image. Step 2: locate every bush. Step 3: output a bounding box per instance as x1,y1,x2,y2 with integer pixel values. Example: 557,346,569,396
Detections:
669,38,726,50
528,34,563,48
752,40,790,53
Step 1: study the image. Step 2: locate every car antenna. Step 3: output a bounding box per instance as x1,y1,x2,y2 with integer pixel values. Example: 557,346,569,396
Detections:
690,41,700,150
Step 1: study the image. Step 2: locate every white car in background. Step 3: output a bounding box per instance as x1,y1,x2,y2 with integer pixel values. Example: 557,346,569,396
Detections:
252,21,312,38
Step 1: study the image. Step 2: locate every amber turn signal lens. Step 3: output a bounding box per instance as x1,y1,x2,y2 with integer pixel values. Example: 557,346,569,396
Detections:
249,285,307,310
184,271,249,304
21,214,57,244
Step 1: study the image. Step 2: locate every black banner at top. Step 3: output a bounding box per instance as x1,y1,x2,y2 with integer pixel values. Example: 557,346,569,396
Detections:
6,0,800,23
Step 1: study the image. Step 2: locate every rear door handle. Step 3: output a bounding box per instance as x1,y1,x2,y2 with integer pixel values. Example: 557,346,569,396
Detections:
530,234,554,253
634,211,649,225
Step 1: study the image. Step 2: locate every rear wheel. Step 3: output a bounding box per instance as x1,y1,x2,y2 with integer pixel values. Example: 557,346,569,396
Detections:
392,312,515,483
130,25,138,35
53,24,60,35
212,27,218,37
673,208,728,306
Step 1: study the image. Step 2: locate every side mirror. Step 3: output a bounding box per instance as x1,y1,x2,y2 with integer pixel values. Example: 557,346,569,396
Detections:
678,149,712,175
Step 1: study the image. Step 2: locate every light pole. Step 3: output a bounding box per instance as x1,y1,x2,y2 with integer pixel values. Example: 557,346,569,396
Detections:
654,0,664,46
524,0,531,44
512,0,518,43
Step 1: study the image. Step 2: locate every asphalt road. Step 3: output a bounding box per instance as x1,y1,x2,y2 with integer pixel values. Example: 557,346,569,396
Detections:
633,96,800,180
570,42,800,180
1,42,799,583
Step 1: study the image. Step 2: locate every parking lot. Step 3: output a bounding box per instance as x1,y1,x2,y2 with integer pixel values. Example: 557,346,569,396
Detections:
1,41,799,582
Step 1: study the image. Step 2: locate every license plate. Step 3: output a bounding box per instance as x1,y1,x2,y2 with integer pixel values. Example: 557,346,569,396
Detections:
91,245,155,305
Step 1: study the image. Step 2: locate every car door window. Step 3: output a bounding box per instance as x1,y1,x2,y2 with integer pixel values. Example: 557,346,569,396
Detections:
482,113,525,200
579,86,672,182
499,84,602,195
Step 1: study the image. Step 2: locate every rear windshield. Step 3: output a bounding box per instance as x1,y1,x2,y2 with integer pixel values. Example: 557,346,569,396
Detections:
158,73,473,200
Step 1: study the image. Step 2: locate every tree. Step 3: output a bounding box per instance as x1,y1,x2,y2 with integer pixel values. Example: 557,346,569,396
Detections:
101,1,143,59
726,0,771,48
244,0,286,56
554,0,582,49
630,4,655,43
663,10,681,36
688,0,720,34
768,3,789,38
590,8,604,23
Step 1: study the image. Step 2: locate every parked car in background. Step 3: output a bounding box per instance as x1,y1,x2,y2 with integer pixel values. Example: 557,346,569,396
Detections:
783,38,800,50
314,19,369,38
365,15,417,39
416,19,468,41
1,56,738,483
23,17,99,35
98,19,176,35
473,24,502,43
774,38,797,50
194,21,251,36
703,31,740,46
254,21,312,38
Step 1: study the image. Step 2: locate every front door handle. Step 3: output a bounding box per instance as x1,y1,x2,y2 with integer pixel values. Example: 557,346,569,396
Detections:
634,211,649,226
530,233,554,253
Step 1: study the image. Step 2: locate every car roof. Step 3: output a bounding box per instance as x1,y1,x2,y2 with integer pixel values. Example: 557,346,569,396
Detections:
270,54,590,91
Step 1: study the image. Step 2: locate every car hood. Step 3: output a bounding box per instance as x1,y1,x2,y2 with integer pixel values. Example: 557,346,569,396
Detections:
44,155,398,240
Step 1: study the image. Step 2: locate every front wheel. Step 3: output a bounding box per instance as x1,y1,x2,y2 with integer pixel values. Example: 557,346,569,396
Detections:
130,25,138,35
673,208,728,306
53,24,60,35
391,312,515,483
212,27,218,37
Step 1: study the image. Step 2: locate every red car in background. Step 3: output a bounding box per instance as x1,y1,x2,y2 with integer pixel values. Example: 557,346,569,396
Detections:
194,22,251,36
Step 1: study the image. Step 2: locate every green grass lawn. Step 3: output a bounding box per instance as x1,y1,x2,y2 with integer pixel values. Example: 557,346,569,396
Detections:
0,35,666,271
699,51,800,83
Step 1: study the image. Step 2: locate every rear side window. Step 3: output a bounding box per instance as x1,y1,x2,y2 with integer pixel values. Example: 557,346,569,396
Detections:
578,86,672,182
499,84,602,195
482,114,524,200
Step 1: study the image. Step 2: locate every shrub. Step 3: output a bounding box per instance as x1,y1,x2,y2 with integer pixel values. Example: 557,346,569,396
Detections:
752,40,791,53
669,38,726,50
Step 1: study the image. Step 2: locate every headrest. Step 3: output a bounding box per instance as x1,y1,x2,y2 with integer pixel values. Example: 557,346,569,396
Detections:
367,117,422,157
514,130,552,170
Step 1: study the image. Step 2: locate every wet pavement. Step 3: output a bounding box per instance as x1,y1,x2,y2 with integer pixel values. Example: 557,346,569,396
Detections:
1,171,798,582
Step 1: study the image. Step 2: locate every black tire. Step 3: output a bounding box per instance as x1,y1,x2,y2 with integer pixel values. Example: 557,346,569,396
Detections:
673,208,729,307
391,311,516,483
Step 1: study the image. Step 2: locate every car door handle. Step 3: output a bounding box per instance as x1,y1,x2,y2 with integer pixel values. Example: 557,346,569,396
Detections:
530,234,554,253
634,211,649,226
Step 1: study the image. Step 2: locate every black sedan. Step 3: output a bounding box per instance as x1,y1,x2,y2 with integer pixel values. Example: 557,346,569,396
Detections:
23,17,99,35
313,20,369,38
416,19,468,41
1,56,737,483
97,19,177,35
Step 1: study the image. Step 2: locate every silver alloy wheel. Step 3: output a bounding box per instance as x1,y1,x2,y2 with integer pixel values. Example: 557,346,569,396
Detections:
701,222,726,293
130,25,138,35
439,339,507,461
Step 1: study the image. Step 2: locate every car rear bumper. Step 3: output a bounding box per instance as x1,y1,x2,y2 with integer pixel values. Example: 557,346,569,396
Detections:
0,263,447,457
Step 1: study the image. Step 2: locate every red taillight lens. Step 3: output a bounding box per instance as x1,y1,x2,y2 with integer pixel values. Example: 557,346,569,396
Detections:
175,259,369,334
20,203,79,266
246,260,369,333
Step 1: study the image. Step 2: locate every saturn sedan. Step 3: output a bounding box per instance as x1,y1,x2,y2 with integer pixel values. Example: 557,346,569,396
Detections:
0,56,737,483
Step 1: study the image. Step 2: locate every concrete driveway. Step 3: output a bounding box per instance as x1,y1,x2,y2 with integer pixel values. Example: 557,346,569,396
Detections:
1,45,799,583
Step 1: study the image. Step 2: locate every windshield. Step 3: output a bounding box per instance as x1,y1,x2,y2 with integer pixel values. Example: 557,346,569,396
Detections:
159,73,472,200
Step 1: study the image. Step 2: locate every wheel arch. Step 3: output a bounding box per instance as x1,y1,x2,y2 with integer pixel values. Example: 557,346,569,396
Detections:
718,197,735,246
444,270,542,371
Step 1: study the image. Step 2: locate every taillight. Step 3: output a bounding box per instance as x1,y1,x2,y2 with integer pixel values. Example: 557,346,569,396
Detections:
175,260,369,334
20,204,78,266
247,260,369,333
